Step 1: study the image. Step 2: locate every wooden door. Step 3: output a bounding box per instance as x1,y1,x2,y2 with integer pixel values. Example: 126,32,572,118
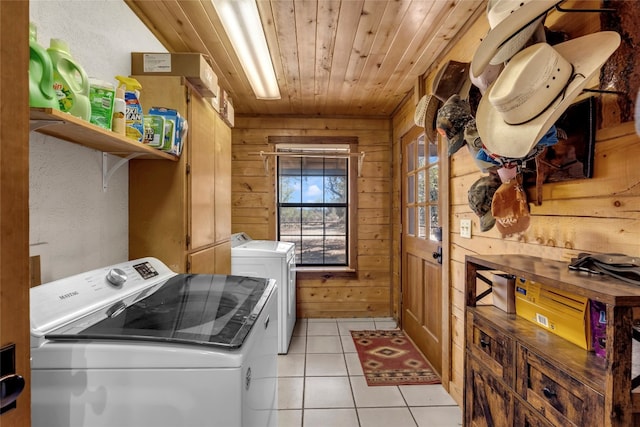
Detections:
401,126,445,375
1,1,31,425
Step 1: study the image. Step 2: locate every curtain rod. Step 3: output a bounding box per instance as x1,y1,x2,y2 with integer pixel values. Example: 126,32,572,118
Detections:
249,150,366,177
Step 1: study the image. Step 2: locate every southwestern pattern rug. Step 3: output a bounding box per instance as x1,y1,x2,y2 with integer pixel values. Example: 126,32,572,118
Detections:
351,330,441,386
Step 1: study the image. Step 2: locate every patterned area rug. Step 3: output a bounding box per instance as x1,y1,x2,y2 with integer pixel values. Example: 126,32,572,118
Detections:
351,330,441,386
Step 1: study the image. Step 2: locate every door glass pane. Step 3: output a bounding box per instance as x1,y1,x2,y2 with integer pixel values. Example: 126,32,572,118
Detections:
407,207,415,236
418,206,426,239
417,170,425,203
429,139,439,163
407,175,415,204
429,205,439,241
407,142,415,172
429,165,439,202
417,135,426,168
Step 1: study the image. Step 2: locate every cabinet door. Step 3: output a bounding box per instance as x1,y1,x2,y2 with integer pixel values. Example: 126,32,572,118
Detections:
188,89,216,250
129,76,189,272
188,241,231,275
465,355,514,427
467,311,514,386
214,114,231,244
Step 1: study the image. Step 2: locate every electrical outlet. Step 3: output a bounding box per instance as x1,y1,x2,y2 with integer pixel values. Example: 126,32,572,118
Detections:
460,219,472,239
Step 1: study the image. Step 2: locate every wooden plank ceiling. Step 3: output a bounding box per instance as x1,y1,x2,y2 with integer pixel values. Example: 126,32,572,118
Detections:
125,0,485,117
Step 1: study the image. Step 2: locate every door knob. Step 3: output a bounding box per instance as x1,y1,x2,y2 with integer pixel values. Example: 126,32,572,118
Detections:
1,374,25,411
432,246,442,264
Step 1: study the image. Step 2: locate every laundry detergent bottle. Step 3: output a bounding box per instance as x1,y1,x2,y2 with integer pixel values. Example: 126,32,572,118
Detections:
29,22,59,109
47,38,91,120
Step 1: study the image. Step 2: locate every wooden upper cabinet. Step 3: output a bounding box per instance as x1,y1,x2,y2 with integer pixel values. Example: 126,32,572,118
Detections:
188,88,216,250
129,75,231,273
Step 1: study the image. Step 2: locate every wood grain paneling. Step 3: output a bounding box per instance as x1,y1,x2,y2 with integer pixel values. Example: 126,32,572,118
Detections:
125,0,485,116
232,115,392,318
392,0,640,407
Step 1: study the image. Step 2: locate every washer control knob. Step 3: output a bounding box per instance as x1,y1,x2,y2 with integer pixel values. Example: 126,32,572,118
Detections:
106,268,127,287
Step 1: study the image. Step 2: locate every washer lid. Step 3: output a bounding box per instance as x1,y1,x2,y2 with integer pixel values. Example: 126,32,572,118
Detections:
30,257,176,338
232,240,295,256
43,274,276,350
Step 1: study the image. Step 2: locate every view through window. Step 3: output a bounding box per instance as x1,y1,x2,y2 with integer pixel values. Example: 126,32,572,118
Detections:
277,145,349,266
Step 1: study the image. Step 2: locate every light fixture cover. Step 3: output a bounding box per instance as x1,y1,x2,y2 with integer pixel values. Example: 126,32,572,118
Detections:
212,0,281,100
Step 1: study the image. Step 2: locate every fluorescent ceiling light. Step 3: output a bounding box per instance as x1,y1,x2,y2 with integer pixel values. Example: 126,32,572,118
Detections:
212,0,281,100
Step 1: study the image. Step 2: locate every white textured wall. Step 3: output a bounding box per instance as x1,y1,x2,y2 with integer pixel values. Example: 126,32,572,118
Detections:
29,0,166,282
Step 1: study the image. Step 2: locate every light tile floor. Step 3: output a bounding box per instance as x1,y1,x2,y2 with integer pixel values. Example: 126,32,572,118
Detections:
277,318,463,427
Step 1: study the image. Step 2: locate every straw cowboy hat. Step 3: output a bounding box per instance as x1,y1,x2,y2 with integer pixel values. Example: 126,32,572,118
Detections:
414,94,440,143
415,60,472,142
476,31,621,159
471,0,561,78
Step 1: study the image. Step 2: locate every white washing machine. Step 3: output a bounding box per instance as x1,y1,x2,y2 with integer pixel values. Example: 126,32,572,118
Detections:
30,257,278,427
231,232,296,354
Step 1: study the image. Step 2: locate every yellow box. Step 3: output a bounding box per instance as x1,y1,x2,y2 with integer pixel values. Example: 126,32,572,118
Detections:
515,279,591,350
131,52,218,98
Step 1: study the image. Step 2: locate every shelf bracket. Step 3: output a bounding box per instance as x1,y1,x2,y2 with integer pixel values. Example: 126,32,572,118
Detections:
103,152,143,192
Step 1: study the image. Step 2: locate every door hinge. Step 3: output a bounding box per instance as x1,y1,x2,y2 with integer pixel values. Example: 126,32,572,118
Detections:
186,260,191,273
186,235,191,249
186,164,191,175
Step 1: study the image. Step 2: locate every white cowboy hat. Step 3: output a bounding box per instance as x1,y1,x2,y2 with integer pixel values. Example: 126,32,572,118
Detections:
476,31,620,159
471,0,561,78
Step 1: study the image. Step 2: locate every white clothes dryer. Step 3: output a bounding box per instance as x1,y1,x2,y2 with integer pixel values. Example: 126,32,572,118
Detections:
231,232,296,354
30,257,278,427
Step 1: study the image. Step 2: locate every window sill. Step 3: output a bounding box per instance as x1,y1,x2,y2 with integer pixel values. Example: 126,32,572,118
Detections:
296,267,358,280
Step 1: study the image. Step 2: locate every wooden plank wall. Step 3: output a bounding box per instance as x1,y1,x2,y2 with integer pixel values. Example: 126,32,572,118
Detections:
231,116,393,318
390,0,640,405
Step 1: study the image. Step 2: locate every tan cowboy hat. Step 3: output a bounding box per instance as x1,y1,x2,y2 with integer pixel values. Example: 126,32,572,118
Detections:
471,0,561,78
476,31,620,159
414,94,440,143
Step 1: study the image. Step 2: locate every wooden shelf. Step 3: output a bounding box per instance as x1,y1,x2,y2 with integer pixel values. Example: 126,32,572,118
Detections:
29,108,178,161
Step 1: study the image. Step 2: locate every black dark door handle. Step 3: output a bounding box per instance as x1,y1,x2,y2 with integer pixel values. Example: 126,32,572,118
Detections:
432,246,442,264
1,374,25,410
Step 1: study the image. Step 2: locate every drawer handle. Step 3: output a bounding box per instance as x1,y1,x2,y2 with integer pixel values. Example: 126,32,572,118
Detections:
542,387,557,399
480,339,490,348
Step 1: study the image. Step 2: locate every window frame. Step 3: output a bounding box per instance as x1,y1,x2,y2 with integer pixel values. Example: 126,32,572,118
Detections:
269,136,359,273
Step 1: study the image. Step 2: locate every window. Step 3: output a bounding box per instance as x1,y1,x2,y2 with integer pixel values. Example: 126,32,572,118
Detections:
273,139,357,268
